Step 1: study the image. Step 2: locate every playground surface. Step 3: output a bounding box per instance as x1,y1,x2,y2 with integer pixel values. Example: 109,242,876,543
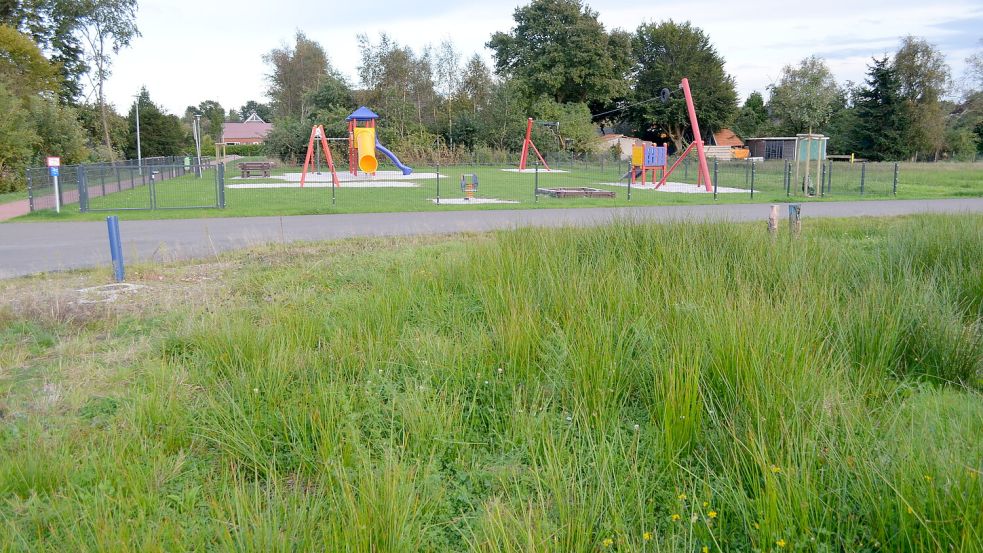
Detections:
2,197,982,279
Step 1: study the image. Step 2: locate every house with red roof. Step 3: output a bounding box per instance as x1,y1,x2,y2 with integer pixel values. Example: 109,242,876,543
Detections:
221,112,273,145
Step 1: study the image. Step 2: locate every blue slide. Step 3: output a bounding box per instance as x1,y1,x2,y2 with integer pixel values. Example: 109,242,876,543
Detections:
375,140,413,175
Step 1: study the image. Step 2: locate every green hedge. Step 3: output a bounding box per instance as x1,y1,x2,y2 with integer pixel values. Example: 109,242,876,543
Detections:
224,144,266,157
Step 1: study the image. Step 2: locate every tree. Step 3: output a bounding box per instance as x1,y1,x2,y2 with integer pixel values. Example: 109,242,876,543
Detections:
0,24,60,99
850,57,911,161
356,33,438,144
432,39,461,144
239,100,272,122
458,54,493,115
185,100,225,142
0,80,36,192
893,36,951,160
487,0,631,105
967,40,983,91
974,119,983,154
76,101,127,160
77,0,139,159
29,96,89,164
1,0,89,101
731,91,768,139
767,56,839,134
528,97,597,154
825,84,860,155
264,32,331,121
262,116,309,163
126,88,187,158
629,20,737,151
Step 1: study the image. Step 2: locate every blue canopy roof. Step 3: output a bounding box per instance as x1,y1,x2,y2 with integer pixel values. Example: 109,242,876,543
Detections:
346,106,379,121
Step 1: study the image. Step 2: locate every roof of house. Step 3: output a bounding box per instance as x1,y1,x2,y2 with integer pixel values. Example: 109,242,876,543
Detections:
713,128,744,147
222,121,273,141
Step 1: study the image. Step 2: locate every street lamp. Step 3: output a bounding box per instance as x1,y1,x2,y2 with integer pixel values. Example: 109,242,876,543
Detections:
193,114,203,177
133,92,142,174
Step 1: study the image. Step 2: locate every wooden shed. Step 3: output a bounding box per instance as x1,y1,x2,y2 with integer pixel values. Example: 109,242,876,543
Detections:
745,136,829,161
745,137,798,160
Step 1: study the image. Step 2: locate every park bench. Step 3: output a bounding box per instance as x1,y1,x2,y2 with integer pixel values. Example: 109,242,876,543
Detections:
537,187,615,198
238,161,273,178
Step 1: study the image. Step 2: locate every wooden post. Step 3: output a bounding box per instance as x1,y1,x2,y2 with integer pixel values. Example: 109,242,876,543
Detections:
768,204,779,234
789,204,801,236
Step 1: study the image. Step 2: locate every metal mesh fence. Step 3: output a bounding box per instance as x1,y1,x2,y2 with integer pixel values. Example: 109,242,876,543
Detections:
220,153,909,213
25,152,980,216
27,157,218,213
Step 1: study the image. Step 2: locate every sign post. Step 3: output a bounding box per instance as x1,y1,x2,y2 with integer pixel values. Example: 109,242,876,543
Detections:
46,156,61,213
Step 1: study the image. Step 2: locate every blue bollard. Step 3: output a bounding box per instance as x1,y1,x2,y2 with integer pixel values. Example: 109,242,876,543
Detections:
106,216,125,282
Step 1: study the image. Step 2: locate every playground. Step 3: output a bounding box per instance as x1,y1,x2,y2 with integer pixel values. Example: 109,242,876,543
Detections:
14,88,983,221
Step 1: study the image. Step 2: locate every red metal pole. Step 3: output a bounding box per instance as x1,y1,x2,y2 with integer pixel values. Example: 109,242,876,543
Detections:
519,118,533,170
657,142,695,188
300,126,318,188
318,131,340,187
681,78,713,192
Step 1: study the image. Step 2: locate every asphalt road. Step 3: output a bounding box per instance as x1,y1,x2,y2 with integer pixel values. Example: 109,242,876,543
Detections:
2,198,982,279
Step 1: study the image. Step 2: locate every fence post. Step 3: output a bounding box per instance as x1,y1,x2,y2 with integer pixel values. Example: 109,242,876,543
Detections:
218,163,226,208
78,166,89,212
820,161,826,197
893,162,899,196
750,160,755,199
713,157,719,200
436,163,440,205
827,160,833,196
627,171,632,202
26,170,34,212
785,159,791,197
534,160,539,203
149,171,157,209
860,161,866,196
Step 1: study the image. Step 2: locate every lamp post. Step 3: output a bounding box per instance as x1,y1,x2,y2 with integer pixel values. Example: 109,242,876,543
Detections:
193,114,203,178
134,93,142,175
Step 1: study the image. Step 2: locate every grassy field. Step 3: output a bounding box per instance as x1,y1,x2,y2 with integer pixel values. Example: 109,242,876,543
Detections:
1,215,981,551
13,159,983,222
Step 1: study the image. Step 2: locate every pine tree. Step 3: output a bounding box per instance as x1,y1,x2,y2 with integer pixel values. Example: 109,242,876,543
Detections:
851,57,912,161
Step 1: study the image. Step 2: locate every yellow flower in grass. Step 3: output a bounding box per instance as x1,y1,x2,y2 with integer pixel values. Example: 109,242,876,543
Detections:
602,537,614,548
678,493,687,500
923,475,932,482
702,501,709,508
707,510,718,519
770,465,781,474
776,538,787,548
671,513,681,522
702,547,709,553
643,531,653,541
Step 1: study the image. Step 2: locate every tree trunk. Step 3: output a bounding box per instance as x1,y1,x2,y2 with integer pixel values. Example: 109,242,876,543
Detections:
97,31,114,161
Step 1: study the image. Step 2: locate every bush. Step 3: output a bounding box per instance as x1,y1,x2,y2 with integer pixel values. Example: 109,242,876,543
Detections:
225,144,265,157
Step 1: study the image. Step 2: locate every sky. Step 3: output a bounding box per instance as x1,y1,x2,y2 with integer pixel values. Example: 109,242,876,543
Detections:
102,0,983,116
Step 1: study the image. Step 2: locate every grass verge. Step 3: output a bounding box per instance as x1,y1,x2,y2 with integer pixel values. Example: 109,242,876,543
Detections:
0,215,981,551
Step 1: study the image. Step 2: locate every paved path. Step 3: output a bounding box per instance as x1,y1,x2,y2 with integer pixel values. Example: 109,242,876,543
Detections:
2,198,982,279
0,199,30,222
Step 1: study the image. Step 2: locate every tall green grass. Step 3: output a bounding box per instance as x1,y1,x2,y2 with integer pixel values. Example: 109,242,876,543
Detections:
1,215,980,551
